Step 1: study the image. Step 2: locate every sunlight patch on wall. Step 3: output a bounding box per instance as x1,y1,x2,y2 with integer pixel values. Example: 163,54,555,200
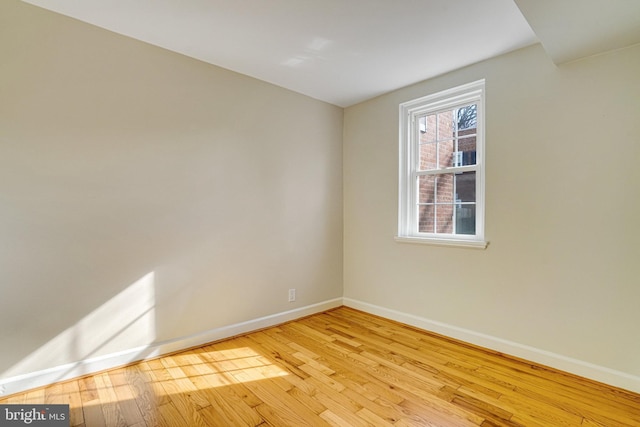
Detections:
2,272,156,378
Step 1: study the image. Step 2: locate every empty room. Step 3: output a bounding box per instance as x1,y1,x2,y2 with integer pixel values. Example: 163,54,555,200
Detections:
1,0,639,425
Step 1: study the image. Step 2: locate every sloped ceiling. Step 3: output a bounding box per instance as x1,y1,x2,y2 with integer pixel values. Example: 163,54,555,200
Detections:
514,0,640,64
20,0,640,107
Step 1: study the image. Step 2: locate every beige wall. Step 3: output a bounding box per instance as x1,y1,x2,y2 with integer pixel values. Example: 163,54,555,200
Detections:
3,0,639,391
344,43,640,377
0,1,343,378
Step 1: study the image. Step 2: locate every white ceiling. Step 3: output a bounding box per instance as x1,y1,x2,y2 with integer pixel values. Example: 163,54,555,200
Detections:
514,0,640,64
21,0,640,107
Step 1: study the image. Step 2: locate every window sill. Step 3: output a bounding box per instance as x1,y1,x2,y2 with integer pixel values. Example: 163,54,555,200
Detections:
394,235,489,249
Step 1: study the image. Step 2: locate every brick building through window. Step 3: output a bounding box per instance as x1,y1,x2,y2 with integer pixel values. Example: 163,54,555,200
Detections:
397,79,485,248
417,106,477,235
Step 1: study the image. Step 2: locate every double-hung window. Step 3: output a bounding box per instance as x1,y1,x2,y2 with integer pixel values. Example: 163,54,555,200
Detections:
397,80,487,248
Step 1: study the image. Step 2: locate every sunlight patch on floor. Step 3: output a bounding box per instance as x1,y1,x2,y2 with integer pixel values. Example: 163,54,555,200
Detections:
198,347,288,384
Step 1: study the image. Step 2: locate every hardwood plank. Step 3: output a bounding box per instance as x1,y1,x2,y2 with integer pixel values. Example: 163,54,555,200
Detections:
24,388,45,404
437,385,518,427
341,387,400,424
313,392,368,427
93,372,128,427
356,407,394,427
44,382,65,405
157,376,210,427
123,364,163,427
157,401,188,426
241,378,331,426
107,370,146,426
255,402,294,426
77,376,106,427
319,408,352,426
62,380,85,427
2,307,639,427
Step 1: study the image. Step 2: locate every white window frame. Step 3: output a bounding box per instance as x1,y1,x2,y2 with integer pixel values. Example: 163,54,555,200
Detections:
396,80,488,249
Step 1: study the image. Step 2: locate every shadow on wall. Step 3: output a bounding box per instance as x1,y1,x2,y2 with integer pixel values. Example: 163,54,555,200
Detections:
1,272,157,384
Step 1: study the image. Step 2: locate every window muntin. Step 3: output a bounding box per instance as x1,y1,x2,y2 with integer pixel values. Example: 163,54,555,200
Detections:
398,80,486,248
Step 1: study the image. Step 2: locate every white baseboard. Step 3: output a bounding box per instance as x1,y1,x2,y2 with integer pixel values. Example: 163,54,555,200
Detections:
0,297,343,397
343,298,640,394
4,297,639,397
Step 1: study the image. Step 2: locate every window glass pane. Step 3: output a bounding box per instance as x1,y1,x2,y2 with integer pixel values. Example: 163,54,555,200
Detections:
420,107,477,170
435,204,454,234
418,175,435,204
456,104,477,131
435,174,455,234
455,171,476,202
455,171,476,235
418,116,427,134
435,174,454,204
456,204,476,235
438,139,454,168
418,172,476,235
437,110,455,140
420,114,437,143
418,205,434,233
418,142,437,170
458,136,476,166
419,175,456,234
419,203,476,235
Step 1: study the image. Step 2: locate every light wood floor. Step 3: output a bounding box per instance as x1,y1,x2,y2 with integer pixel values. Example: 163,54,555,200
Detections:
2,307,639,426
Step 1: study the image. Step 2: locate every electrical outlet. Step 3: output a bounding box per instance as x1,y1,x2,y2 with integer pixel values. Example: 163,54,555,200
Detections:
0,384,5,395
288,288,296,302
